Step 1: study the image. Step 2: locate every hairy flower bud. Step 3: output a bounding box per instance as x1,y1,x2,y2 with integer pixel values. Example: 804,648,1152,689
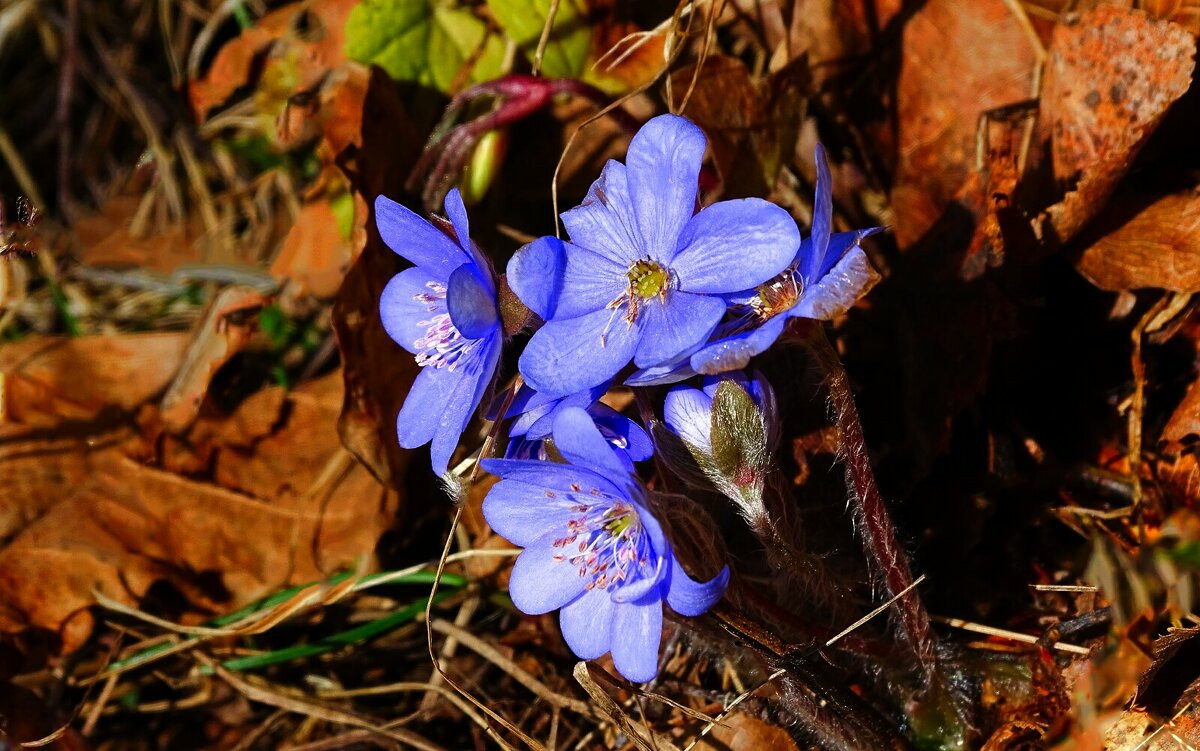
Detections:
660,372,778,506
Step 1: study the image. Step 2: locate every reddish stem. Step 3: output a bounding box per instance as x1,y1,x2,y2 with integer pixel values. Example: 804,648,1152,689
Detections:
804,325,940,682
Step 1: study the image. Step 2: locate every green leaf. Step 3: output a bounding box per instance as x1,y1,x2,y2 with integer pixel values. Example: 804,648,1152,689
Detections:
330,190,355,240
710,381,767,484
486,0,590,78
345,0,431,84
346,0,506,93
429,6,507,92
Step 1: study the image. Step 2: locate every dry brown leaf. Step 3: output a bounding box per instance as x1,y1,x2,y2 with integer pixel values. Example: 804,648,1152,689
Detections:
0,371,396,654
159,285,269,433
317,66,370,157
190,18,289,120
892,0,1037,248
1033,6,1195,245
671,55,809,198
1075,190,1200,293
691,712,800,751
0,450,391,653
269,198,354,298
332,69,426,488
72,194,204,272
0,333,190,430
799,0,905,87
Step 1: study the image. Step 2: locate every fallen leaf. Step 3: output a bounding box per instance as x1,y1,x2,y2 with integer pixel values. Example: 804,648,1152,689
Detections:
0,449,392,654
72,194,203,273
189,21,286,121
0,333,190,430
892,0,1037,248
671,54,809,198
332,69,425,488
1032,6,1195,245
159,285,269,433
1075,189,1200,292
189,0,357,120
691,712,800,751
270,198,354,298
0,369,397,654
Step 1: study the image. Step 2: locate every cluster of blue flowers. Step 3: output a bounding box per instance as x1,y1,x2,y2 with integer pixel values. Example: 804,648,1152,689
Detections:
376,114,880,683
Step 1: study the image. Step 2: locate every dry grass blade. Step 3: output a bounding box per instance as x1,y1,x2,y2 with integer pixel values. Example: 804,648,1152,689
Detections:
572,662,683,751
531,0,560,76
209,662,448,751
932,616,1091,655
431,618,592,716
318,681,489,730
826,574,927,647
681,668,786,751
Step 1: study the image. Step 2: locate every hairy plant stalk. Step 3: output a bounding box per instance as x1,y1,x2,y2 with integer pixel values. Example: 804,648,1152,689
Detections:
748,471,858,623
710,603,909,750
804,326,940,681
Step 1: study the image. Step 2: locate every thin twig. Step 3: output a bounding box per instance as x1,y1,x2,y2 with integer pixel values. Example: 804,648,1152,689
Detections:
531,0,560,76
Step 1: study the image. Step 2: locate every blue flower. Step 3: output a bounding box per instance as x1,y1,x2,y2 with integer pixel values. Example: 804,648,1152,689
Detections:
628,145,882,385
378,188,502,476
507,114,799,397
663,372,778,457
481,407,729,683
503,383,653,470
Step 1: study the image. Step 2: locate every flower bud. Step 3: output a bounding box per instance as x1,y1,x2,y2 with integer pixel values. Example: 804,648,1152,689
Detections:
660,372,778,502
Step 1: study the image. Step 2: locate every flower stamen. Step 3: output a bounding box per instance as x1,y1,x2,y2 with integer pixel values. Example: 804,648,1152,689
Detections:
411,281,481,371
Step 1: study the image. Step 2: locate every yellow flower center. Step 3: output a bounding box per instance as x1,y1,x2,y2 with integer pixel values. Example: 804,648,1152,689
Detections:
627,259,670,300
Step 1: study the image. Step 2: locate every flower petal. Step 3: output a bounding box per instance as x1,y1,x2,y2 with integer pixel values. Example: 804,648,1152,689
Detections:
632,292,724,368
609,593,664,683
483,479,580,548
480,458,626,499
552,406,629,477
561,160,645,264
396,367,462,464
665,558,729,616
375,195,467,277
520,307,641,397
663,387,713,453
553,243,627,320
560,587,617,660
790,244,880,321
380,267,442,355
428,332,501,475
507,534,590,615
507,236,564,320
511,384,605,439
442,188,492,286
806,143,834,281
446,265,498,339
591,404,653,461
689,316,787,375
625,115,706,262
625,358,697,387
672,199,799,293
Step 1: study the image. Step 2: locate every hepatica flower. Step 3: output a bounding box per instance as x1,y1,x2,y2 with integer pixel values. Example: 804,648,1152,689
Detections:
631,145,883,384
482,407,729,683
378,188,502,476
508,114,799,397
661,373,778,501
503,383,653,470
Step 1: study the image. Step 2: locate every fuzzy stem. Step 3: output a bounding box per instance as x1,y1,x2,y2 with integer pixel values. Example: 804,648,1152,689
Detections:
804,325,940,682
